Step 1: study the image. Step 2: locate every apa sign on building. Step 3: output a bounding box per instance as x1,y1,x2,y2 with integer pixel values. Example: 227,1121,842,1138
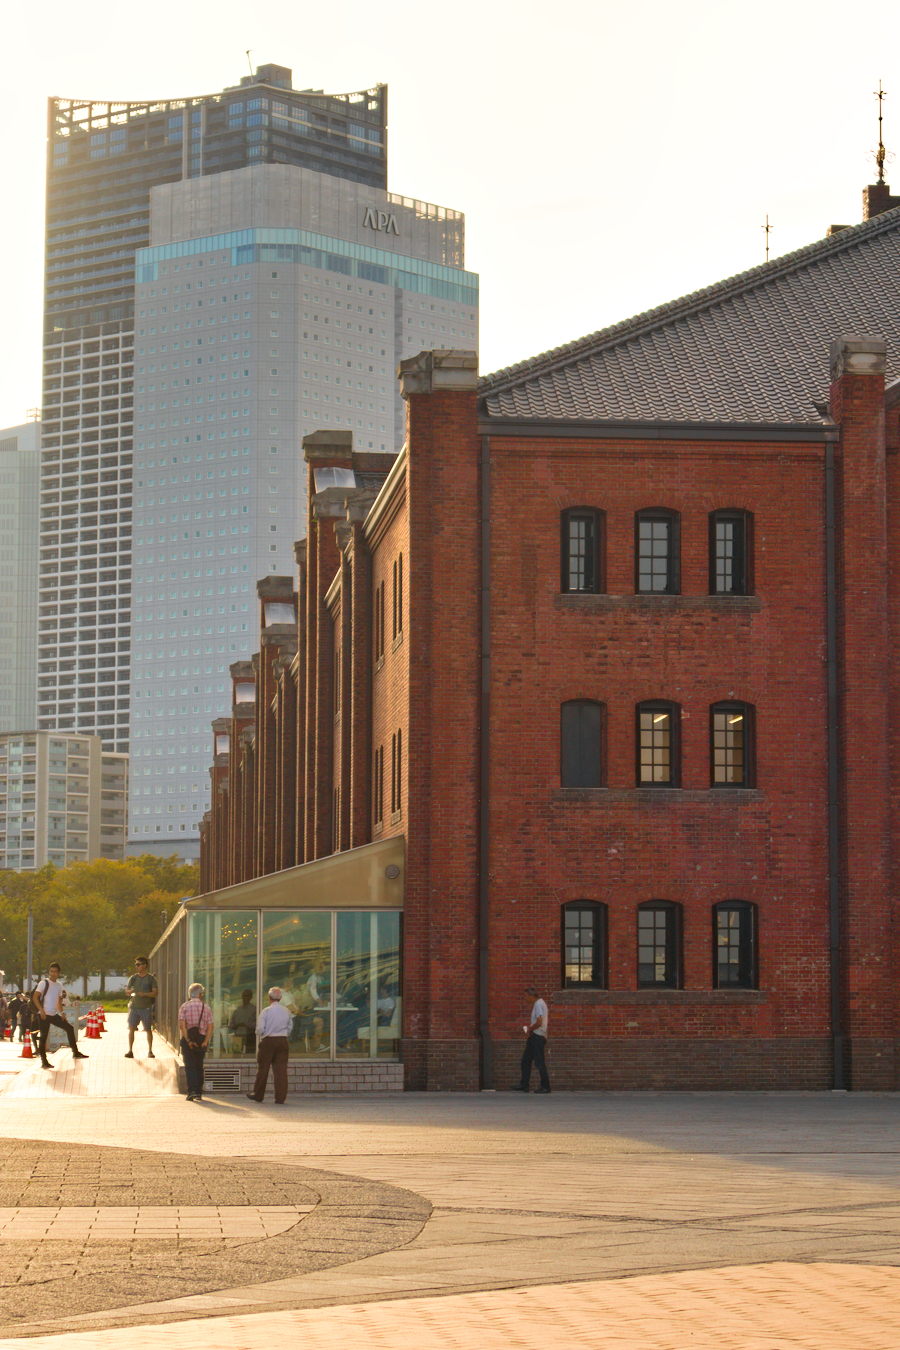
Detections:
363,207,399,235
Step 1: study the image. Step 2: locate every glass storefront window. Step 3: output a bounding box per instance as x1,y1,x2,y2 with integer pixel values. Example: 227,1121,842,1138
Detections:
336,911,401,1059
183,908,401,1062
262,911,331,1059
189,911,258,1058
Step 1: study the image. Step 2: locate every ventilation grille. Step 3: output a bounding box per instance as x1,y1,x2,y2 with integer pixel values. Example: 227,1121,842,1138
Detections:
202,1068,242,1092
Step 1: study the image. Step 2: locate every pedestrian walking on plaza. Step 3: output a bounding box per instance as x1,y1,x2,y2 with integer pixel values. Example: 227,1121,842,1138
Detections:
16,991,34,1042
178,982,213,1102
33,963,89,1069
124,956,158,1059
246,987,292,1104
515,984,550,1093
8,991,27,1040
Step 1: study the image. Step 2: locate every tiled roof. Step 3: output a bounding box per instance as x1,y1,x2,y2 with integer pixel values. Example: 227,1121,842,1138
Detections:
480,206,900,426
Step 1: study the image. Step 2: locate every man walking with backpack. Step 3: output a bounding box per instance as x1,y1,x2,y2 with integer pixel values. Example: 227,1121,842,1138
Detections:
33,963,89,1069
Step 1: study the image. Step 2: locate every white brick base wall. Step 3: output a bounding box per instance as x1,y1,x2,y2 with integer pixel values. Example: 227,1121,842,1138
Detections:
178,1059,405,1094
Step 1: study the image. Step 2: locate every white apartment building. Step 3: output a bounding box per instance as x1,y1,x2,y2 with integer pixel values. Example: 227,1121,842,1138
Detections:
0,731,127,870
128,164,478,853
0,422,40,732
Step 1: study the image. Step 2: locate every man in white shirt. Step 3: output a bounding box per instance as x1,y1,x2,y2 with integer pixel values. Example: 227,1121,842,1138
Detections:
33,963,89,1069
515,984,550,1094
246,987,293,1104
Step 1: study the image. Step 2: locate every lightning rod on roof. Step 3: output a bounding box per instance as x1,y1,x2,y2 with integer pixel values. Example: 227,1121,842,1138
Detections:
762,214,773,263
875,80,888,185
246,50,254,79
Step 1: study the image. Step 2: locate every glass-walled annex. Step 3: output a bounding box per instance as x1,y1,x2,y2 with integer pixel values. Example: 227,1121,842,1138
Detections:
151,837,404,1065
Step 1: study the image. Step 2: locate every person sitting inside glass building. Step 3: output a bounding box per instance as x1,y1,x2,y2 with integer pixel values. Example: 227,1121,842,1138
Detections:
227,988,257,1053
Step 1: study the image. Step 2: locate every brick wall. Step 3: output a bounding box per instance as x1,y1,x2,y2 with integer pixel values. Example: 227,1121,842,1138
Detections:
196,343,899,1092
483,434,834,1071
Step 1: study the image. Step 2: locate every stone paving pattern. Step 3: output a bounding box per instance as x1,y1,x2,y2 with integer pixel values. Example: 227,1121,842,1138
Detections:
0,1206,312,1240
0,1140,427,1335
0,1016,898,1346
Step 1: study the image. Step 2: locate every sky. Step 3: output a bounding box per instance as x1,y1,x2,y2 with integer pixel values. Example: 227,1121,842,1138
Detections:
2,0,900,429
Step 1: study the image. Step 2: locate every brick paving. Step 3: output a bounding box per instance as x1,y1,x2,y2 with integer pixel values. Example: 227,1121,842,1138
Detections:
0,1205,312,1240
0,1011,176,1099
0,1016,898,1347
2,1264,900,1349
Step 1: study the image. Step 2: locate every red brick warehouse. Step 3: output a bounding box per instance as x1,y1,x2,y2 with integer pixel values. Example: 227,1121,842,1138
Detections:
198,186,900,1091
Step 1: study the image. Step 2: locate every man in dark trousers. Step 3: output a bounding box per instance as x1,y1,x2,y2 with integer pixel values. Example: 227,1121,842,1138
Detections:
246,987,292,1104
516,984,550,1093
33,963,89,1069
8,991,28,1041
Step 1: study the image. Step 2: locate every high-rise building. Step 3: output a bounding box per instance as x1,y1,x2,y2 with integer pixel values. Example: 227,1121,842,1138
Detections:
128,164,476,852
0,731,127,870
0,421,40,732
37,63,477,859
38,65,389,754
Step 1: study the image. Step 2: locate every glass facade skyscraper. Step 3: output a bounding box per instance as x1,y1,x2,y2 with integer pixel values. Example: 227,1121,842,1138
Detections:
37,63,477,857
38,66,388,754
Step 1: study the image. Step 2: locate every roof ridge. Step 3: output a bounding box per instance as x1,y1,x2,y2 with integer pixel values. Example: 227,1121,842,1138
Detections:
479,203,900,393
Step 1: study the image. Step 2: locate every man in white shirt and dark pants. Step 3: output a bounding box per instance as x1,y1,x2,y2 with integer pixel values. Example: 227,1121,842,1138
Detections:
33,963,89,1069
246,987,293,1104
516,984,550,1094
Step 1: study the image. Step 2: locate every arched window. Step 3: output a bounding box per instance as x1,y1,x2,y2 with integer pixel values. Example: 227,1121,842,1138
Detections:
710,702,755,787
709,509,753,595
713,901,757,988
635,508,680,593
562,901,608,988
636,701,680,786
561,700,605,788
637,901,682,988
561,508,604,593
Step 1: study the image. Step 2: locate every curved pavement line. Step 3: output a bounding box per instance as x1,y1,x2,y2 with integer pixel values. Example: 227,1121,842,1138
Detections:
0,1140,430,1339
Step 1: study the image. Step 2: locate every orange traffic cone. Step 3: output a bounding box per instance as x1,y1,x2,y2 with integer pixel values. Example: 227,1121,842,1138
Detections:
21,1031,33,1059
86,1011,99,1040
97,1007,106,1031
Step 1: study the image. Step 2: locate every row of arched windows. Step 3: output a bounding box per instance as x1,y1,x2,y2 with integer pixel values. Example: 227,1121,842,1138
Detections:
562,507,753,596
563,900,758,990
560,700,755,789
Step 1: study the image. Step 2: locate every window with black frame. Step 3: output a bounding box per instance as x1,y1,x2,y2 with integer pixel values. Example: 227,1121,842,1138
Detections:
709,510,752,595
637,902,682,988
636,509,679,593
711,702,754,787
637,702,679,786
562,901,607,988
561,508,603,593
560,699,604,788
713,901,757,988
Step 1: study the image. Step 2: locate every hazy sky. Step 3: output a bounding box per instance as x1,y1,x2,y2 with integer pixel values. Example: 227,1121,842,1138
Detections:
2,0,899,428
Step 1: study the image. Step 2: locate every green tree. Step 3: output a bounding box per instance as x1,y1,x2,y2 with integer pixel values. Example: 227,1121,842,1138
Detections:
118,887,188,967
0,856,198,994
0,867,55,989
129,854,199,898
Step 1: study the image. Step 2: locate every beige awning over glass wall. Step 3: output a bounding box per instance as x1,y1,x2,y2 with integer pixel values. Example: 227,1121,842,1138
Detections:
151,837,405,1062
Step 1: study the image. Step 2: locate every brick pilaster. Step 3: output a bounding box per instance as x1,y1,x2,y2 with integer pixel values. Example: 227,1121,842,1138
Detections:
829,336,893,1086
399,351,481,1087
348,512,373,848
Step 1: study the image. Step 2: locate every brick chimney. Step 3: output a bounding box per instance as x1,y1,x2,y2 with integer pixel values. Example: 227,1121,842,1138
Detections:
863,181,900,219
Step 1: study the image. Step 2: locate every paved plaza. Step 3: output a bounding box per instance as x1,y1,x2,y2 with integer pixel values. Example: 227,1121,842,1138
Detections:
0,1016,898,1347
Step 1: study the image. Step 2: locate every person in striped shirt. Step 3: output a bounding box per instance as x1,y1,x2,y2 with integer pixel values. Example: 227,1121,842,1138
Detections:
178,982,213,1102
